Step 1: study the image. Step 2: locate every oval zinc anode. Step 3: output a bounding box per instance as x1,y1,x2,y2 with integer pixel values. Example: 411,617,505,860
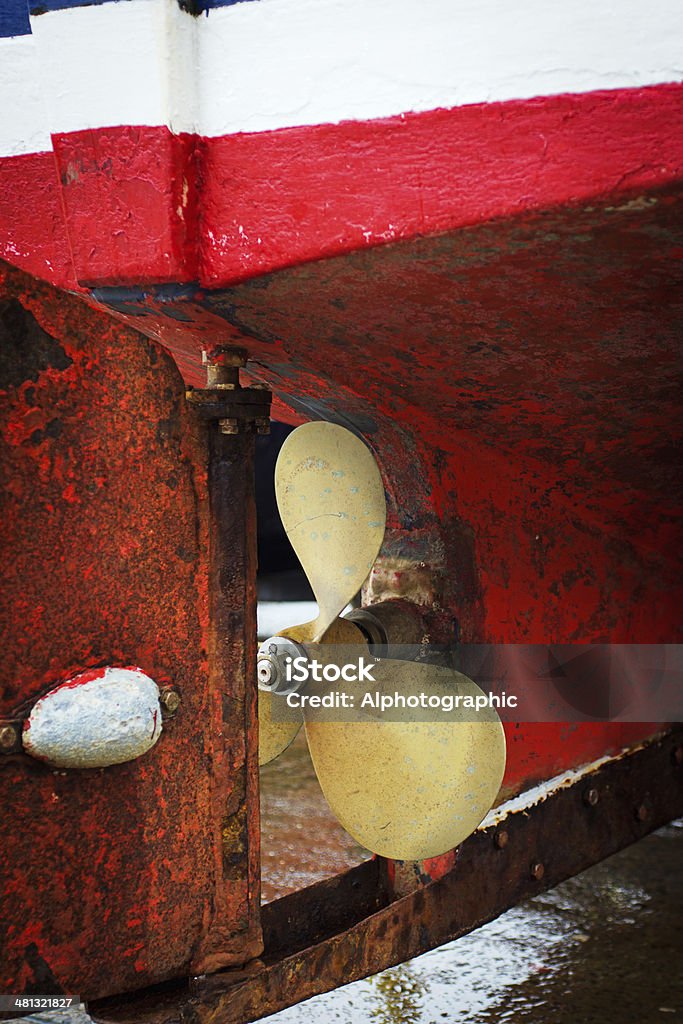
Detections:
23,667,163,769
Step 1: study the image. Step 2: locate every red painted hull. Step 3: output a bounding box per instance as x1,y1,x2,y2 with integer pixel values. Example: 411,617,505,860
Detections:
1,14,681,1002
1,84,682,291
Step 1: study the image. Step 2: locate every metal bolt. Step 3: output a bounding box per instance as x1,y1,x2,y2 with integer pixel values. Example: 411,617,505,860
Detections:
160,689,181,717
635,803,649,822
531,861,545,881
219,418,239,435
584,788,600,807
0,724,19,752
204,356,243,389
257,660,275,687
494,830,509,849
203,348,246,374
206,368,237,389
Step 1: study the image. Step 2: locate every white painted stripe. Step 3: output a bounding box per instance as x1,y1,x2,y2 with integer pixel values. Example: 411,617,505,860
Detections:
1,0,682,158
197,0,683,135
0,35,51,155
29,0,197,137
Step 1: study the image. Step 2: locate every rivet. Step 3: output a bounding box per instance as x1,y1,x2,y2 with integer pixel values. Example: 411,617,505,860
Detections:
531,861,545,881
494,830,509,849
584,788,600,807
159,689,181,717
0,724,19,752
635,803,649,822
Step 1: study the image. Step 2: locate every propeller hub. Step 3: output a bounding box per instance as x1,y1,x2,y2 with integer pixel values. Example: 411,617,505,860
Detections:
257,636,309,696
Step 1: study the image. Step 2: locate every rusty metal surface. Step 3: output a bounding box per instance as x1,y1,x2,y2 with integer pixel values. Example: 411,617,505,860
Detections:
86,188,683,804
193,422,261,975
2,187,680,1010
0,261,262,1000
90,727,683,1024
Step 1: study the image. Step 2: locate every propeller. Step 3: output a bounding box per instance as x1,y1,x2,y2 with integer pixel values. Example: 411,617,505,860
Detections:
275,420,387,642
258,422,506,861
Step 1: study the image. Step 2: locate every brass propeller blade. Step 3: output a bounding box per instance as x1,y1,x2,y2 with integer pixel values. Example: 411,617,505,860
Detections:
304,659,506,860
274,423,386,641
258,691,302,767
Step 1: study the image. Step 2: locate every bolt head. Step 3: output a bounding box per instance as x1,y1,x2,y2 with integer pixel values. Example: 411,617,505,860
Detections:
584,788,600,807
257,635,310,695
531,861,545,881
494,830,509,849
636,803,649,822
257,659,276,688
0,724,19,751
160,689,181,716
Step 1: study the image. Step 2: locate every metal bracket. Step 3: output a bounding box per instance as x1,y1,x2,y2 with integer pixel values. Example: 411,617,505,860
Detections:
186,348,272,434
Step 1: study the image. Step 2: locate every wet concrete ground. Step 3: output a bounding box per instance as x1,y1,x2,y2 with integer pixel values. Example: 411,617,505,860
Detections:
9,733,682,1024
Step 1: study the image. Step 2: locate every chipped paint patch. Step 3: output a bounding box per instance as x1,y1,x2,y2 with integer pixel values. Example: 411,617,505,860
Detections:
480,738,652,827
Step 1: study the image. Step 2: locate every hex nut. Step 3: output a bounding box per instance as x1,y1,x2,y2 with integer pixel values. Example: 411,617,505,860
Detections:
0,724,19,752
160,689,181,717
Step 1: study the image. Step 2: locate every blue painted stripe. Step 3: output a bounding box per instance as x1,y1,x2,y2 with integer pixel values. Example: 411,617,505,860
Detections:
1,1,31,37
25,0,256,14
184,0,262,10
4,0,260,32
29,0,127,13
11,0,260,26
203,0,262,6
